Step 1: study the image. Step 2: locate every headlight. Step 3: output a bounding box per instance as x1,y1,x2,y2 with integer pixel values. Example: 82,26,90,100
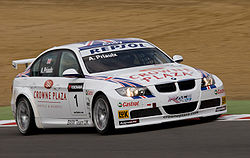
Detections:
115,87,152,97
201,74,215,87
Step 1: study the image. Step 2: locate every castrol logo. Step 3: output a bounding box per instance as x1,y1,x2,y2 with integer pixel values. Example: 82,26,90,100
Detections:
44,80,53,89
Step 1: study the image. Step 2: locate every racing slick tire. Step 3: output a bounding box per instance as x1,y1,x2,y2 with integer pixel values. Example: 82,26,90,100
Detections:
93,94,114,135
16,97,37,135
200,114,221,122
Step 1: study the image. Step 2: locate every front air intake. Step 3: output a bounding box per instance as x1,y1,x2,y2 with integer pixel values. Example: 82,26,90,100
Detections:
163,102,198,114
155,83,176,93
178,79,195,91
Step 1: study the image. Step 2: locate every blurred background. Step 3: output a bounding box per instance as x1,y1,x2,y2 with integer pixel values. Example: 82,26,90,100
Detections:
0,0,249,107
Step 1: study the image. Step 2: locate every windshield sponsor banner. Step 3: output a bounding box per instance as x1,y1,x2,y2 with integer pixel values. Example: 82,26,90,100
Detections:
80,42,154,55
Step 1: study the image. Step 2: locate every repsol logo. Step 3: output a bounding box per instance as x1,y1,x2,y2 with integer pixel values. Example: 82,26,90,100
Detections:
90,43,148,54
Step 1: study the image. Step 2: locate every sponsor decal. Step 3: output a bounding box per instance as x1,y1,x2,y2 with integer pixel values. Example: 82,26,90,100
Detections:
132,95,155,99
88,53,118,61
88,43,152,54
34,91,67,101
163,111,198,119
85,75,143,87
16,69,31,78
86,90,94,95
222,96,226,105
68,83,84,92
168,95,192,103
216,105,227,112
146,103,156,107
152,103,157,108
214,89,225,95
102,40,122,46
67,119,89,126
118,110,129,119
140,67,164,72
44,80,53,89
41,67,53,74
38,104,62,109
118,101,139,108
119,119,139,125
47,58,52,64
201,85,216,91
129,68,193,82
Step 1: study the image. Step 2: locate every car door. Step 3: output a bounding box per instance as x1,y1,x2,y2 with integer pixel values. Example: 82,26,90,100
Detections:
57,49,88,118
30,50,71,119
30,49,88,119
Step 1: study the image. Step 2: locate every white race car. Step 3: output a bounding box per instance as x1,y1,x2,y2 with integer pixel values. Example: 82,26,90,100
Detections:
11,38,226,135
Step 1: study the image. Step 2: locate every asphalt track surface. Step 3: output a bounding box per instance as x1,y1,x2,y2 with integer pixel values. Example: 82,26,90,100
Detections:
0,120,250,158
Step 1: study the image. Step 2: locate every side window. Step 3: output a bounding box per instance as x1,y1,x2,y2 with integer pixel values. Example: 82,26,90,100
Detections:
31,58,41,77
39,51,59,77
58,50,81,77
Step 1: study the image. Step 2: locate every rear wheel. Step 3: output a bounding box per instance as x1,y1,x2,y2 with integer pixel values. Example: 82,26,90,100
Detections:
200,114,221,122
16,97,37,135
93,95,114,135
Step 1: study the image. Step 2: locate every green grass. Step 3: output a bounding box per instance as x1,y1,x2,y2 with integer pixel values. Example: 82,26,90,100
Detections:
0,100,250,120
0,106,14,120
226,100,250,114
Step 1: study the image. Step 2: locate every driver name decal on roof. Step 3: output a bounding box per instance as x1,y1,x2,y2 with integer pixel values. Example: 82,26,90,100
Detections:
80,42,154,55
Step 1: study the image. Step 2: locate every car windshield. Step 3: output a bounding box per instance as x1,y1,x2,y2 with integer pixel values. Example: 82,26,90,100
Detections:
82,48,173,73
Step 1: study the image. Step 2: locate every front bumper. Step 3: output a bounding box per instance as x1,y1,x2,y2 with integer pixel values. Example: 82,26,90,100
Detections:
109,77,226,129
116,103,226,128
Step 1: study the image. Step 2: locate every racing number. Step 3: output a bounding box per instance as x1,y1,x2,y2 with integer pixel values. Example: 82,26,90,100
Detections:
74,94,78,107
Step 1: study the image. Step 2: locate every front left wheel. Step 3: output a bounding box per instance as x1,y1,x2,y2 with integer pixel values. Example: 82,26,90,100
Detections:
16,97,37,135
93,94,114,135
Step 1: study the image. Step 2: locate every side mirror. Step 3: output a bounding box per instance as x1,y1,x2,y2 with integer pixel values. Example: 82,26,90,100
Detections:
173,55,183,63
62,69,82,78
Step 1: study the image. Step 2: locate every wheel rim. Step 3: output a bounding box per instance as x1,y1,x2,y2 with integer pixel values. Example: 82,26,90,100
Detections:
93,98,109,131
17,100,30,133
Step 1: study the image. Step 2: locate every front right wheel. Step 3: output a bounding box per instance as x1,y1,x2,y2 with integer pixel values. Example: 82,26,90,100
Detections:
93,94,114,135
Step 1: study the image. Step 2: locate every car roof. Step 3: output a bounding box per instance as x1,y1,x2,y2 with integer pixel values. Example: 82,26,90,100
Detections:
51,38,150,56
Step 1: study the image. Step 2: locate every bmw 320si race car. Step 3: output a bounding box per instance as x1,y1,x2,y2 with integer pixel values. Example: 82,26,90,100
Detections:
11,38,227,135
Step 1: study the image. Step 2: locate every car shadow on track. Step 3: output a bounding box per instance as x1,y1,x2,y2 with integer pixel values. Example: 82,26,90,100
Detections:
114,119,213,135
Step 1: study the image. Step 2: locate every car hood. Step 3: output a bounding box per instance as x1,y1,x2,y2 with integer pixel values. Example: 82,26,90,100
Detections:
92,63,203,87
